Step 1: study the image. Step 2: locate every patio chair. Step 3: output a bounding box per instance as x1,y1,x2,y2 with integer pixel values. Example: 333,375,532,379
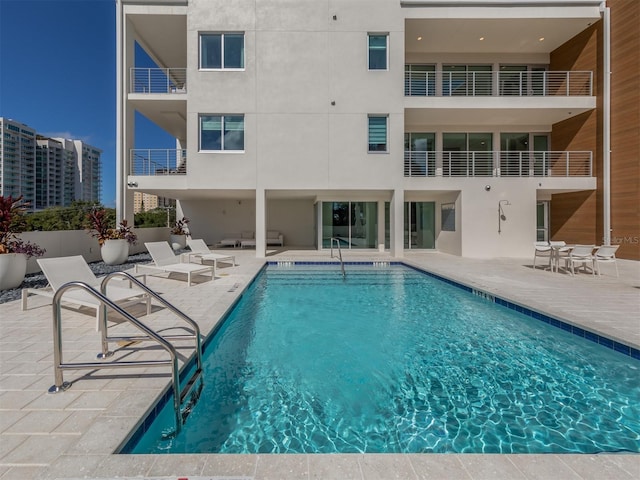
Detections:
549,241,572,272
22,255,151,330
593,244,620,277
139,241,214,286
186,238,236,268
565,244,596,276
533,242,552,270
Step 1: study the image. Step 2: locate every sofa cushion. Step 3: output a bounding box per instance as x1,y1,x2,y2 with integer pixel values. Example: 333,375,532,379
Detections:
241,231,254,239
267,230,279,239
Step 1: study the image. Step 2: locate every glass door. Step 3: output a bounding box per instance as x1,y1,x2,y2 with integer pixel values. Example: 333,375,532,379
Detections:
500,132,529,176
321,201,377,249
404,202,435,249
404,132,435,176
350,202,377,248
536,201,549,242
533,135,549,176
405,64,435,96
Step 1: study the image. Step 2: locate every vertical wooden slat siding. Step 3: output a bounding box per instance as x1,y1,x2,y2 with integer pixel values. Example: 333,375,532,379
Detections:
550,23,603,247
609,0,640,260
550,0,640,260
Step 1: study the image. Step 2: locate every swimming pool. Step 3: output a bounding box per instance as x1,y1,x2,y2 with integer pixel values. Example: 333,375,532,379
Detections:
123,263,640,454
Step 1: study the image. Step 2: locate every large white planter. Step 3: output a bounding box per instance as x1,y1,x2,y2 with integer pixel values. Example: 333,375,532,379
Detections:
0,253,27,290
101,239,129,265
170,234,187,251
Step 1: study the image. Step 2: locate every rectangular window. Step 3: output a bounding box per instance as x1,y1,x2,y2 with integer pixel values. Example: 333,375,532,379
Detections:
368,115,388,152
368,34,388,70
200,115,245,151
441,203,456,232
200,33,245,69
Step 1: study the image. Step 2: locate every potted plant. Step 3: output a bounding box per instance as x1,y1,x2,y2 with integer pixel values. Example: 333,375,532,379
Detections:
0,195,46,290
87,208,137,265
170,216,190,250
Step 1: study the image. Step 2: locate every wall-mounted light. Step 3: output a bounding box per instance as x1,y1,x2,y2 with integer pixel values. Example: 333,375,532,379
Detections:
332,14,337,20
127,181,138,188
484,185,491,191
417,36,422,41
331,101,336,106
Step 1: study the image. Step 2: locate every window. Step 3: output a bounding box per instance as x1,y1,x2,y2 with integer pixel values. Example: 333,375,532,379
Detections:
441,203,456,232
200,115,245,151
200,33,244,69
368,115,388,152
368,34,388,70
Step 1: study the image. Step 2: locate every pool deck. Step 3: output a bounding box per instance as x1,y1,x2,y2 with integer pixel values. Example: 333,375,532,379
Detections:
0,249,638,479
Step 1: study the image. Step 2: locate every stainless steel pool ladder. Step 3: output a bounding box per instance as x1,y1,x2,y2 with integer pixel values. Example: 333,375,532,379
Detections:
47,271,203,435
330,237,346,278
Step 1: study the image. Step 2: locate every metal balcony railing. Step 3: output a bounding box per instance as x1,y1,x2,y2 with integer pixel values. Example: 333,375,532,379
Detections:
130,68,187,94
130,149,187,176
404,151,593,178
404,70,593,97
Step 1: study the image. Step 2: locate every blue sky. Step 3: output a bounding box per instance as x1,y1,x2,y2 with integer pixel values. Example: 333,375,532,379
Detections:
0,0,172,208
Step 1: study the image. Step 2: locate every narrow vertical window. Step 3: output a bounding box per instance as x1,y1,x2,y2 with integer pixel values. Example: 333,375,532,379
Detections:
368,34,388,70
200,33,245,69
368,115,388,152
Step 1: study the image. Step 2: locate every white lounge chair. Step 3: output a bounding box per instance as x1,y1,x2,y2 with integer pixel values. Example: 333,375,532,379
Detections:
593,244,619,277
565,244,596,276
139,241,215,286
186,238,236,268
533,242,552,270
22,255,151,330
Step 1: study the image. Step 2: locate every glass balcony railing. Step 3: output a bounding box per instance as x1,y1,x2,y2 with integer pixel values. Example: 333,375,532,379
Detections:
130,68,187,94
404,70,593,97
130,149,187,176
404,151,593,178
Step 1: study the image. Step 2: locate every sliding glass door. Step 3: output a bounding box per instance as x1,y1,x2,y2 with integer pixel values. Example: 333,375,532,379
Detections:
404,202,435,249
322,201,378,249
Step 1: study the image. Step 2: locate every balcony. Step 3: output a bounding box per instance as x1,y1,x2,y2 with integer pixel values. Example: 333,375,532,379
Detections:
405,70,592,97
130,68,187,94
404,151,592,178
130,149,187,176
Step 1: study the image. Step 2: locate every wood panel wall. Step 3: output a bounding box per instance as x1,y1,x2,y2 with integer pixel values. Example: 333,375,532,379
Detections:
550,0,640,260
609,0,640,260
550,23,602,247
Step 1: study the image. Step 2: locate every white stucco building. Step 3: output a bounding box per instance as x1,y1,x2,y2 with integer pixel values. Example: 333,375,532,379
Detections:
117,0,618,259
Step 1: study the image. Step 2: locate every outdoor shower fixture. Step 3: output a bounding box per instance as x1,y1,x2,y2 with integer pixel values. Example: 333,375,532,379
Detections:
498,200,511,234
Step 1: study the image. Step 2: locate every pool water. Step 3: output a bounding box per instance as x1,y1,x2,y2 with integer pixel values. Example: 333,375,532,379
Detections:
126,264,640,454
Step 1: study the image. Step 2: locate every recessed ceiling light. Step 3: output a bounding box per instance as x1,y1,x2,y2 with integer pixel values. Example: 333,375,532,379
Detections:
479,37,485,41
539,37,545,42
417,36,422,41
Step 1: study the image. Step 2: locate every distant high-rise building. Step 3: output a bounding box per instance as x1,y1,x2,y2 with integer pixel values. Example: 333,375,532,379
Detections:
0,117,102,210
0,118,36,206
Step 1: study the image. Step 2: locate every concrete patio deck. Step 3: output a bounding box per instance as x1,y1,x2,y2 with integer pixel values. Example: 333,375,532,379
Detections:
1,249,638,479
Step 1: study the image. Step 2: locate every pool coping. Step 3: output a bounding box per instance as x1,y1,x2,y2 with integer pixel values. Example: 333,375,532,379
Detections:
1,252,638,479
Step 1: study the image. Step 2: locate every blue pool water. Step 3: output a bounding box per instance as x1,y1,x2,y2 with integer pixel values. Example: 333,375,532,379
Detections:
125,264,640,454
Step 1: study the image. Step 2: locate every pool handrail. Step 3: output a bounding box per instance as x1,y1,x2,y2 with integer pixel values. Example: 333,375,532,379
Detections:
330,237,346,278
48,274,203,436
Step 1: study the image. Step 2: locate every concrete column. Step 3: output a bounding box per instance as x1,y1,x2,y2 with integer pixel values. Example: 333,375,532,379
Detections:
391,189,404,258
255,189,266,258
116,9,135,223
